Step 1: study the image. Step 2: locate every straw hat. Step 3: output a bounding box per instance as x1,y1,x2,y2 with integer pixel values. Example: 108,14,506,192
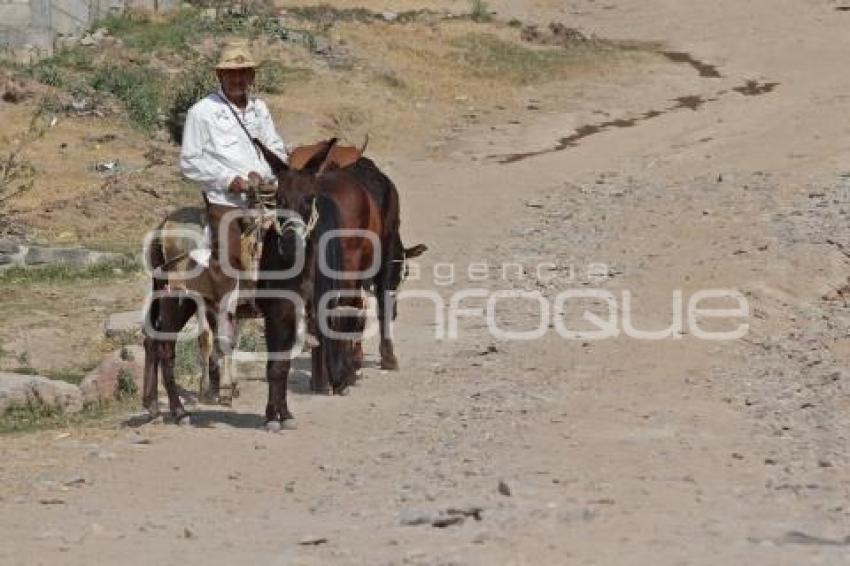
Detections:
216,42,258,70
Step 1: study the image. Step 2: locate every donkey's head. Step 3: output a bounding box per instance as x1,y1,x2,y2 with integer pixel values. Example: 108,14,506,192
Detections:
275,138,338,216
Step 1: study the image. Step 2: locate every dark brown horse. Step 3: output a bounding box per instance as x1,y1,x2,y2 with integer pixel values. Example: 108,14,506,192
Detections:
332,157,426,371
304,157,427,394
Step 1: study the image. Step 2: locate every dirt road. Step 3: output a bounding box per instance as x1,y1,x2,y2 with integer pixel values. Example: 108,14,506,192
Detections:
2,1,849,564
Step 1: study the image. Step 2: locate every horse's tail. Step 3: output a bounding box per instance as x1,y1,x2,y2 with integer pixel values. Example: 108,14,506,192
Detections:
312,193,352,391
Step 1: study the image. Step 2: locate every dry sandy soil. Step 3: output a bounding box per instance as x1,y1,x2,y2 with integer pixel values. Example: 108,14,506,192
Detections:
2,0,850,564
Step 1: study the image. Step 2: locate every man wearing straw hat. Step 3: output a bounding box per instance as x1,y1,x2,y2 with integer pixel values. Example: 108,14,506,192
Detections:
180,41,288,275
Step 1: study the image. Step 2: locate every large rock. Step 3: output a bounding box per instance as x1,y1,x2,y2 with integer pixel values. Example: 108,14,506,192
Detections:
0,238,20,254
0,238,24,266
24,246,122,267
0,372,84,415
79,347,144,403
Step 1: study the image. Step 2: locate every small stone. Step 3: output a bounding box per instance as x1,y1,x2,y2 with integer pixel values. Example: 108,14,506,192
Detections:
298,535,328,545
447,505,483,521
497,480,512,497
183,527,196,539
432,516,464,528
381,11,398,21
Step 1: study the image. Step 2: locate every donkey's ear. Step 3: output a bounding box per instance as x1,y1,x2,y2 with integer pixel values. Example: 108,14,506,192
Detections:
302,137,338,174
404,244,428,258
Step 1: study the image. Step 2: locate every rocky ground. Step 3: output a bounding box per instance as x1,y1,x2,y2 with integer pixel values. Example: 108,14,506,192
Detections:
1,0,850,564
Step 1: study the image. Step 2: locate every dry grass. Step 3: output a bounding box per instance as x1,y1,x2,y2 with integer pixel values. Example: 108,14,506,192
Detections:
266,18,653,152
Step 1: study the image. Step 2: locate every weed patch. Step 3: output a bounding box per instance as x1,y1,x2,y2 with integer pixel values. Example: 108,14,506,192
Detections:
0,398,135,434
451,33,617,84
0,257,141,287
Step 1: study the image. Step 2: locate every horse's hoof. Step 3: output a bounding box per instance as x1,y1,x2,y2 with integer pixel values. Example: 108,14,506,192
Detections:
231,384,241,399
265,420,282,433
177,414,192,427
219,396,233,408
380,358,399,371
334,386,350,397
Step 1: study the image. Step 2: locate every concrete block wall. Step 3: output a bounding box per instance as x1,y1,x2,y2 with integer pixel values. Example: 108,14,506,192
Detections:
0,0,33,28
50,0,95,36
0,0,179,57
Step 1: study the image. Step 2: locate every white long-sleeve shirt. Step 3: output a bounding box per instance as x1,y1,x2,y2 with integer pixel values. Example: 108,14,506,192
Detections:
180,91,288,206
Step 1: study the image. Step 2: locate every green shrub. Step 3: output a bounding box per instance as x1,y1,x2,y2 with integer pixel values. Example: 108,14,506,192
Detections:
117,368,138,399
29,63,65,87
99,10,214,52
90,64,164,130
26,47,90,86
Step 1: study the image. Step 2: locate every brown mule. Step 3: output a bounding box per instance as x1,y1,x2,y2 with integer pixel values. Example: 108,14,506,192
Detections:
303,158,427,393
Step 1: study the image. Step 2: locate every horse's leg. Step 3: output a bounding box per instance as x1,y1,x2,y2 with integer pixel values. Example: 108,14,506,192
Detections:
263,302,297,430
212,308,238,407
159,297,197,425
344,291,367,384
201,307,223,405
310,345,329,394
142,334,160,418
351,292,366,377
377,285,399,370
197,317,215,404
220,317,241,406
